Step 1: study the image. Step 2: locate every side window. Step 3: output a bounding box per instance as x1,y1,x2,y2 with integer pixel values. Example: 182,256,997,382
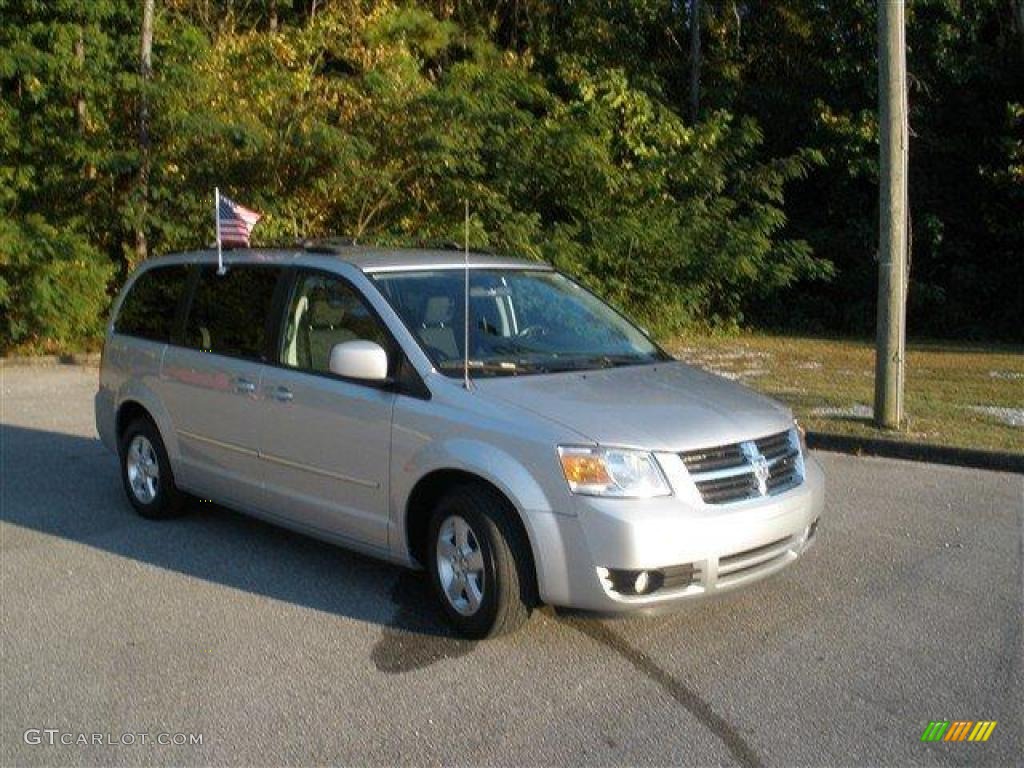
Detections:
115,265,190,342
184,266,281,359
280,272,391,374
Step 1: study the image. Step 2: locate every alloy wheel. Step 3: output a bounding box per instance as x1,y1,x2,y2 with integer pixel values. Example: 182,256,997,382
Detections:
435,515,486,616
126,434,160,504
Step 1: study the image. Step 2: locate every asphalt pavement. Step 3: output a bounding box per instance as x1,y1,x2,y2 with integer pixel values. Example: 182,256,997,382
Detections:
1,365,1021,767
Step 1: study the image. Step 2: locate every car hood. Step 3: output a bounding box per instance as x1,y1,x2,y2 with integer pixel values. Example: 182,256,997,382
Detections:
473,361,793,451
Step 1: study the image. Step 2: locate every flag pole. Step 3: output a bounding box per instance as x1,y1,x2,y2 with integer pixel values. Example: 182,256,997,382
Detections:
463,199,471,391
214,187,225,275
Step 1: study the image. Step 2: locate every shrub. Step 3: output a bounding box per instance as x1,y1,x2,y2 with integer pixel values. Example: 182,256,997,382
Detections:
0,216,113,353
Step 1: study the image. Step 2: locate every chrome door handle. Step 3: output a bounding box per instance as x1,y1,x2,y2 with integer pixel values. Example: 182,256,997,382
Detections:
234,378,257,394
272,386,293,402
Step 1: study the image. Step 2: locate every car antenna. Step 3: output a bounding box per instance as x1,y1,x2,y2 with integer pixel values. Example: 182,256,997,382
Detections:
463,199,472,391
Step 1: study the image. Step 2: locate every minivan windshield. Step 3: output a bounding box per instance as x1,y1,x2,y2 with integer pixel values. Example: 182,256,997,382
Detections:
372,269,669,377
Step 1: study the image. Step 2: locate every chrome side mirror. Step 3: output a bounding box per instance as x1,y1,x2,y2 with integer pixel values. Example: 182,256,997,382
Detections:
329,340,388,383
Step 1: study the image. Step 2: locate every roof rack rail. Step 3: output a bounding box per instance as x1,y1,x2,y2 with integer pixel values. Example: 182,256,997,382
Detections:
302,236,359,254
421,240,462,252
415,240,497,255
302,237,499,256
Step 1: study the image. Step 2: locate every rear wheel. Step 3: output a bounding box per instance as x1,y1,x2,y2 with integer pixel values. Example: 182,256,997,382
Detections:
119,417,186,520
428,485,534,638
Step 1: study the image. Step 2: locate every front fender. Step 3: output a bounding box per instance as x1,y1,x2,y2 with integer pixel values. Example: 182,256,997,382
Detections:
391,434,568,551
426,438,554,508
391,435,582,604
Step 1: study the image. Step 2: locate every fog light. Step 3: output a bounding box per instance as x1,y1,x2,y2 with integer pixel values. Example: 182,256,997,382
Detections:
599,567,665,596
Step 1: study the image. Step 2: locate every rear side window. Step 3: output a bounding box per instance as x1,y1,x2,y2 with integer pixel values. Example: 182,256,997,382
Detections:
184,266,281,360
115,265,191,342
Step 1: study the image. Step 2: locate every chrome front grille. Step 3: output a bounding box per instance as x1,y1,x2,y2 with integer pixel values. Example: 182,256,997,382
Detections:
767,452,800,492
677,443,746,473
694,473,757,504
755,431,791,460
681,429,804,505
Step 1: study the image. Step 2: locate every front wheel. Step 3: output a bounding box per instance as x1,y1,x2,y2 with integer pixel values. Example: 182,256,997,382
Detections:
428,485,535,638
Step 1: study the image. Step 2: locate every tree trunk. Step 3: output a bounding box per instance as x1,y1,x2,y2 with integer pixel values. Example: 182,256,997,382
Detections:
689,0,701,122
74,27,86,133
75,26,97,180
732,0,741,48
1015,0,1024,61
135,0,154,266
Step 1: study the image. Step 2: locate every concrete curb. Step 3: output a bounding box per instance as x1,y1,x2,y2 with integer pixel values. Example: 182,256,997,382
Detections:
0,353,101,368
807,432,1024,475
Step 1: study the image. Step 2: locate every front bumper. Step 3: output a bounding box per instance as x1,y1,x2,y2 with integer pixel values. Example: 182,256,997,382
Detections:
527,454,825,613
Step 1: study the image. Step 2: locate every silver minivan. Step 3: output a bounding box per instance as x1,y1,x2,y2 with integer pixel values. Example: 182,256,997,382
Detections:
96,245,825,637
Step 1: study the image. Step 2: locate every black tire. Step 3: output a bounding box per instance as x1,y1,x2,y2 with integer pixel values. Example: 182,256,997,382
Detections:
119,416,187,520
427,484,535,639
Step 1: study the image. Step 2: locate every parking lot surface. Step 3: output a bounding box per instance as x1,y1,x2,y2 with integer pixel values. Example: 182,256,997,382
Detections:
2,365,1021,766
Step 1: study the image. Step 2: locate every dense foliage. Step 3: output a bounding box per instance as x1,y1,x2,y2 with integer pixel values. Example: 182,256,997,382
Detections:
1,0,1021,352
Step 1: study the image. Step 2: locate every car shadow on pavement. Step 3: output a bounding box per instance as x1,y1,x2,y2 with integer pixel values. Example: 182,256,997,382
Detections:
1,424,475,660
4,423,769,765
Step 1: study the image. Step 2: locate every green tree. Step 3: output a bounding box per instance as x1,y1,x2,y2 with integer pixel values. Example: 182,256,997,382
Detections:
0,0,125,351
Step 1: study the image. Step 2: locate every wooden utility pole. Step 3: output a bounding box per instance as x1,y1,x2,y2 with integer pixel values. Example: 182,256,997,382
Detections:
874,0,908,430
135,0,155,266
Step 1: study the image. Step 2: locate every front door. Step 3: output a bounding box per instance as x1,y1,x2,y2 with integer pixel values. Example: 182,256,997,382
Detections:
259,270,396,550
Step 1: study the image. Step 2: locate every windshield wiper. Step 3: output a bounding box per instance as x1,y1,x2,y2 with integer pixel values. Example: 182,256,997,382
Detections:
437,360,522,376
588,354,652,368
540,354,652,373
437,357,562,376
437,355,653,377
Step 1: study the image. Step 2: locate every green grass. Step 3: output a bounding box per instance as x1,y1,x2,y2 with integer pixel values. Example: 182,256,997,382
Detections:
661,333,1024,455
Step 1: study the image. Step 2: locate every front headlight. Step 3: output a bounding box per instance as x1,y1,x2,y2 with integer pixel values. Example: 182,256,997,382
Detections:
558,446,671,498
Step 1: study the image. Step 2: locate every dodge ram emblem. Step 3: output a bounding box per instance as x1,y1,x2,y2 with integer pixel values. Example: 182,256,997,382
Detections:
752,454,770,496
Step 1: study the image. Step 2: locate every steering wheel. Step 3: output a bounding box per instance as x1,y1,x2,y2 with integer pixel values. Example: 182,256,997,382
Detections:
516,325,548,339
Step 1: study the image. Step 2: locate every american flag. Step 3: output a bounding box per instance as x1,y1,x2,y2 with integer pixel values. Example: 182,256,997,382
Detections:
217,194,262,247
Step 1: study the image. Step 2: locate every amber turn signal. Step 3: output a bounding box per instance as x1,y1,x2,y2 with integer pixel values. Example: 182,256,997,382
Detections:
559,451,612,487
